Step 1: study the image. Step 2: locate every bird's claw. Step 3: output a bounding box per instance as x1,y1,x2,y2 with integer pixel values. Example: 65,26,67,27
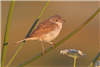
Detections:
42,49,46,55
52,43,56,49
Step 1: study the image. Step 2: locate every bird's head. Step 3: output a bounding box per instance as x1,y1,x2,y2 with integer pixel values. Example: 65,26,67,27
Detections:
49,15,66,23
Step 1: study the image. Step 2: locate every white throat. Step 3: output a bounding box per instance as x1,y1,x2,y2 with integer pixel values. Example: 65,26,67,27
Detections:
55,22,62,30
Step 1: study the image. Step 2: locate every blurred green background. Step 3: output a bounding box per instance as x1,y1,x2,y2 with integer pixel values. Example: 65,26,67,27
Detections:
1,1,100,67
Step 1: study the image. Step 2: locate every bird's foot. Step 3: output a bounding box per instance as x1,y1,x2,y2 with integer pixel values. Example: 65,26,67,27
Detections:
52,43,56,49
42,49,46,55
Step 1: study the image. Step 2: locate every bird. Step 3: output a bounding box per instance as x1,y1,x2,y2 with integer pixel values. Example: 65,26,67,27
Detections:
14,15,66,54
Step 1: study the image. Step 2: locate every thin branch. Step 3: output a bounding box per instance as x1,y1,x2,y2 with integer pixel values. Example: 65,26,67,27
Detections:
6,0,50,67
17,8,100,67
88,52,100,67
1,1,15,67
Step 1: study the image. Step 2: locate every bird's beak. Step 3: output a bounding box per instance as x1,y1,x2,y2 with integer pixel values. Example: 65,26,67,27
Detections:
62,20,66,22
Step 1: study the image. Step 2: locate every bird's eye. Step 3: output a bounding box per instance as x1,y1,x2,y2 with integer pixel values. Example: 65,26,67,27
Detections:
56,20,58,21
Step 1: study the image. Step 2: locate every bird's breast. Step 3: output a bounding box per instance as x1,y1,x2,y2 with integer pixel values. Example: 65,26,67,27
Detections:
39,22,62,42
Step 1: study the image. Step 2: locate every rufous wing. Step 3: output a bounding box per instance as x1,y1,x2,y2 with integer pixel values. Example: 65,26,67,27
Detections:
27,20,57,38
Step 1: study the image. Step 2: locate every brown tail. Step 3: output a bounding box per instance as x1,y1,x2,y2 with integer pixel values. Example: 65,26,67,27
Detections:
13,38,30,45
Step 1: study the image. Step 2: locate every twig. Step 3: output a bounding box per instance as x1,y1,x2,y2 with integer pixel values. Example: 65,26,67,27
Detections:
88,52,100,67
1,1,15,67
17,7,100,67
6,0,50,67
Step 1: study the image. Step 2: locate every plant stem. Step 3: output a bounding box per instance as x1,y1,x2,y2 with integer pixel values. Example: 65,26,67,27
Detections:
6,1,49,67
17,8,100,67
74,57,77,67
1,1,15,67
88,52,100,67
25,0,50,38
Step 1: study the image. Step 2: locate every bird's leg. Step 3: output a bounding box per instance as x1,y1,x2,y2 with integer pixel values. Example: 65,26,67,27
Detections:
41,42,45,54
52,43,56,48
47,42,55,48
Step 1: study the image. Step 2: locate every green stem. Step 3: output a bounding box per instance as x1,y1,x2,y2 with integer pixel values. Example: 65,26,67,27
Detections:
6,1,49,67
17,8,100,67
25,0,50,37
74,57,77,67
1,1,15,67
88,52,100,67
